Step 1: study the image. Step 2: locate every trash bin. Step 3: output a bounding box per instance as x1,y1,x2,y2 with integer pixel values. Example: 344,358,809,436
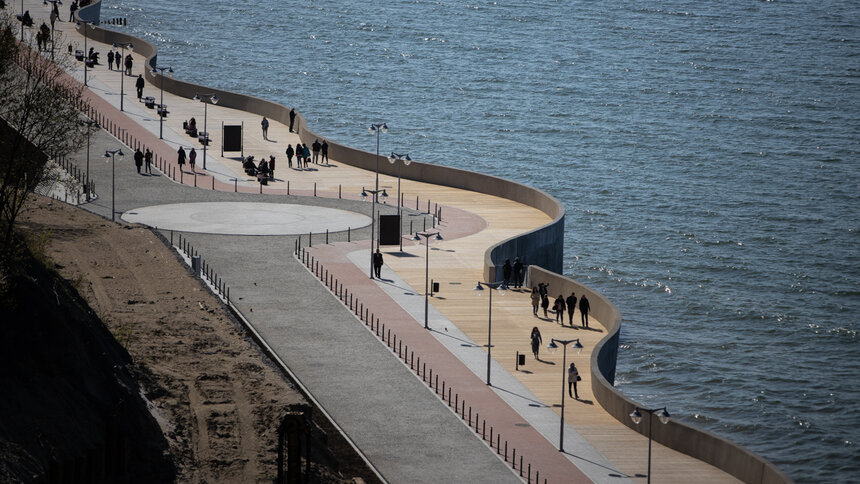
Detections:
191,255,201,277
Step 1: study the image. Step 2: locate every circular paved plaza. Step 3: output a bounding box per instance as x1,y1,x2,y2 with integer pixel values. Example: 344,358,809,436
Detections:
122,202,371,235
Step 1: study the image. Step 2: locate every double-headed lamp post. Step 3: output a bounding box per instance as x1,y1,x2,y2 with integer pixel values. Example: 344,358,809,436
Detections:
151,65,173,139
387,152,411,251
629,406,671,484
474,281,508,385
362,187,388,278
113,42,133,111
546,337,584,452
80,119,99,202
103,148,124,222
192,93,219,170
368,122,388,194
412,231,442,329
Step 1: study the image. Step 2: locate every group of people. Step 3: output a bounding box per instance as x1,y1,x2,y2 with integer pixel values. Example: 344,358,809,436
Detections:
105,50,134,75
284,138,328,169
529,326,582,399
133,148,154,175
529,283,590,328
241,155,277,182
501,258,525,288
527,282,594,400
175,146,199,172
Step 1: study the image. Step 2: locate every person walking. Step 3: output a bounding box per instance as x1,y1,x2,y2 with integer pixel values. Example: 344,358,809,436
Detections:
541,293,550,319
188,147,197,172
554,294,566,324
302,144,311,169
513,257,524,288
269,155,276,178
135,74,144,100
68,0,77,22
312,139,321,164
289,108,296,133
373,249,384,278
261,116,269,140
502,259,512,287
530,327,543,360
286,144,294,168
530,287,540,316
124,54,133,75
107,50,114,70
538,282,548,299
133,148,143,174
177,146,186,171
568,362,580,399
294,143,303,168
579,294,591,328
144,149,153,174
321,139,329,164
566,292,577,326
114,51,121,70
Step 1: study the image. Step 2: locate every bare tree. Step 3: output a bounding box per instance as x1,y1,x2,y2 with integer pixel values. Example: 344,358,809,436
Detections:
0,14,87,248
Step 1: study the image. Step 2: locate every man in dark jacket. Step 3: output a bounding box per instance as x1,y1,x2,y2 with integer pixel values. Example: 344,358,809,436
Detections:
579,295,590,328
135,74,144,100
513,257,524,288
372,249,384,279
133,148,143,174
566,292,577,326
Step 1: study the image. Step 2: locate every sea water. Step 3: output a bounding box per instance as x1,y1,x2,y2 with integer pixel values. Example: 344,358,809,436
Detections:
104,0,859,481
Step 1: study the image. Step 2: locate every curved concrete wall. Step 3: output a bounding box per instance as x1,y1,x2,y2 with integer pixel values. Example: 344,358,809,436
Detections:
527,266,793,484
74,4,790,482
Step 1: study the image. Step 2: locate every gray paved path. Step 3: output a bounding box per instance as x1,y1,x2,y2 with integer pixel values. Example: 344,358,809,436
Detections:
69,128,518,483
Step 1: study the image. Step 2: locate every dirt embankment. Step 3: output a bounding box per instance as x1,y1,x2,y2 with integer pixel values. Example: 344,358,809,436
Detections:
10,197,366,483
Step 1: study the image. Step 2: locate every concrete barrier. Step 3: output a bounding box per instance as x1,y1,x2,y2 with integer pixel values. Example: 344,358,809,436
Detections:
72,5,791,481
527,266,793,484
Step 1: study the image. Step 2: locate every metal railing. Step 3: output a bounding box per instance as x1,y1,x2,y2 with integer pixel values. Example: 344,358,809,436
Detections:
296,244,547,484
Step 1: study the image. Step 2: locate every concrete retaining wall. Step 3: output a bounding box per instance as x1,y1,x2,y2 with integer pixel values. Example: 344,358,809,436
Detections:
72,3,791,482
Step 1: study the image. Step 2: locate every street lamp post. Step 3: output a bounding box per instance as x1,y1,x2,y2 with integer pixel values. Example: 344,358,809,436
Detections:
192,93,219,170
629,406,671,484
103,148,124,221
388,152,411,252
113,42,133,111
151,66,173,139
76,20,92,86
412,231,442,329
546,337,584,452
368,123,388,273
361,187,388,278
80,119,99,201
473,281,508,385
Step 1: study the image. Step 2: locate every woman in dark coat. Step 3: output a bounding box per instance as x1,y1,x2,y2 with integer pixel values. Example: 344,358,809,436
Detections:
541,293,550,319
177,146,186,170
530,327,542,360
286,144,294,168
